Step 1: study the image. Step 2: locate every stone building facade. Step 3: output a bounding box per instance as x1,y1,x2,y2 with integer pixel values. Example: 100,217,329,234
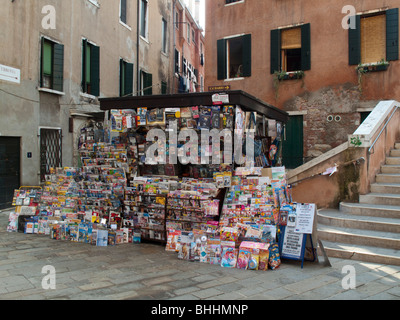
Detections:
205,0,399,168
0,0,204,208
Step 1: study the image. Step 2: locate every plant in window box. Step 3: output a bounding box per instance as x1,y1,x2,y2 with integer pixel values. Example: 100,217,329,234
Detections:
356,60,389,93
357,59,390,73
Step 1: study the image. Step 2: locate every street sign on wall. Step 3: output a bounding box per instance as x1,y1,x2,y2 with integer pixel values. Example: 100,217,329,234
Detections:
0,64,20,84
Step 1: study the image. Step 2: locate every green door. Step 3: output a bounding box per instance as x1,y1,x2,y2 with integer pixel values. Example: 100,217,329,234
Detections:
282,115,303,169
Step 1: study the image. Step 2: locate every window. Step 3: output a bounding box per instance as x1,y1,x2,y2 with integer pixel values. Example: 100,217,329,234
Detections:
162,18,168,53
175,12,180,29
140,0,148,38
270,24,311,74
175,49,181,73
349,9,399,65
281,27,302,72
187,24,191,43
226,0,242,4
82,39,100,96
120,59,133,97
40,38,64,92
217,34,252,80
140,71,152,96
120,0,127,24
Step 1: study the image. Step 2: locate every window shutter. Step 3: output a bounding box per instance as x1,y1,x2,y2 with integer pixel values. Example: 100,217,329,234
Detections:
270,29,281,74
361,14,386,64
90,45,100,96
386,8,399,61
217,39,227,80
120,0,127,24
349,15,361,65
301,23,311,71
82,39,88,92
281,28,301,49
242,34,252,77
161,81,167,94
40,37,45,87
125,62,134,96
52,43,64,92
143,72,152,95
119,59,124,96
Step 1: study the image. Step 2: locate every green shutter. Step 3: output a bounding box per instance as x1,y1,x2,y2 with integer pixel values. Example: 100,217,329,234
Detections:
90,45,100,96
119,59,125,97
40,37,45,87
217,39,227,80
386,8,399,61
270,29,281,74
125,62,134,96
52,43,64,92
82,39,87,92
349,15,361,65
301,23,311,71
143,72,152,95
161,81,167,94
242,34,252,77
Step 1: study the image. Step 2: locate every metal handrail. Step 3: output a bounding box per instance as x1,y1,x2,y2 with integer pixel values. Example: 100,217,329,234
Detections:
368,106,399,154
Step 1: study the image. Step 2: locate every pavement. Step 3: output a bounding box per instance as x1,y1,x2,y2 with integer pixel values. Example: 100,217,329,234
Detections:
0,209,399,301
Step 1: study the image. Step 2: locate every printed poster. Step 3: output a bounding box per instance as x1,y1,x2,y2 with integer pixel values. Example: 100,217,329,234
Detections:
294,203,316,234
281,226,304,260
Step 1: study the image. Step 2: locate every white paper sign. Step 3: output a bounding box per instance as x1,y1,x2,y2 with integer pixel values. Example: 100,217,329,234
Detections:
281,227,304,259
294,203,316,234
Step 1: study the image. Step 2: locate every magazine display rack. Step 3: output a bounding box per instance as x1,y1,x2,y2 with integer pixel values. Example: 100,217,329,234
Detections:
166,194,220,232
7,186,42,233
123,188,167,243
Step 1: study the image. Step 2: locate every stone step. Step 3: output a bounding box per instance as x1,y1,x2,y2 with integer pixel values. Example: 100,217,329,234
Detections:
360,192,400,206
340,202,400,219
395,142,400,149
386,157,400,165
381,165,400,174
371,182,400,193
317,224,400,250
390,149,400,157
318,209,400,233
376,173,400,183
319,240,400,266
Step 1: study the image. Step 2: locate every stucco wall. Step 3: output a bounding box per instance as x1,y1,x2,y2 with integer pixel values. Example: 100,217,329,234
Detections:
205,0,400,162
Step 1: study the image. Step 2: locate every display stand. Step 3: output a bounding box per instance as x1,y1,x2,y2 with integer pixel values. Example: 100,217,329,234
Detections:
278,203,317,269
279,226,316,269
123,189,167,243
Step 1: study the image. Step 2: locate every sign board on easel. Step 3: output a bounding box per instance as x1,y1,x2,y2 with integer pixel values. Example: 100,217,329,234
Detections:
279,203,317,268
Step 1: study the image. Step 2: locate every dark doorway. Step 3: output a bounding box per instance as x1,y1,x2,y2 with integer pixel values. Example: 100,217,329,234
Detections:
0,137,20,209
282,115,304,169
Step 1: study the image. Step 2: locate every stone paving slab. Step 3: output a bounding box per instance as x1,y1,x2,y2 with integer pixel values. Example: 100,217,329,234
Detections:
0,210,399,301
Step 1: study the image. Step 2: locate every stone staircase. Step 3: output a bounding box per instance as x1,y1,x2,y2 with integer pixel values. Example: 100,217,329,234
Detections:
317,143,400,266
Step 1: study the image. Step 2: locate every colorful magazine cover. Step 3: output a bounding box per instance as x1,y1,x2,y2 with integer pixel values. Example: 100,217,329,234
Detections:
207,238,221,265
97,229,108,247
220,241,238,268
